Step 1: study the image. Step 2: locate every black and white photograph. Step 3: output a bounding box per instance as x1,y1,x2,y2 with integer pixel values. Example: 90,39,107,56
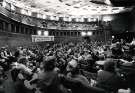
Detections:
0,0,135,93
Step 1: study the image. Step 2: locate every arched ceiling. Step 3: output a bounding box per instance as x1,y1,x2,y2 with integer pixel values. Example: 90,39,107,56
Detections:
7,0,134,17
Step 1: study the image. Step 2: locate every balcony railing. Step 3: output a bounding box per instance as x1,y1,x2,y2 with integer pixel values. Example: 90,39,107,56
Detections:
0,5,103,31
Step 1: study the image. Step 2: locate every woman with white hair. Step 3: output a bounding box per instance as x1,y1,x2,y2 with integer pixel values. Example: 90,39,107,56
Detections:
60,59,105,93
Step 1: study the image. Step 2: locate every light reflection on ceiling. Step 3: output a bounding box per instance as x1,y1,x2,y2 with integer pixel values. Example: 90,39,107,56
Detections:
6,0,134,17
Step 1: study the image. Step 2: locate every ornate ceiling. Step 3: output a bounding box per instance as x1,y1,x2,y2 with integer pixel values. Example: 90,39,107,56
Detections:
6,0,134,17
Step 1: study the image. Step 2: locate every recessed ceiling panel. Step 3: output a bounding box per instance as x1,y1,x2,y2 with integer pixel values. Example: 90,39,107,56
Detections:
7,0,134,17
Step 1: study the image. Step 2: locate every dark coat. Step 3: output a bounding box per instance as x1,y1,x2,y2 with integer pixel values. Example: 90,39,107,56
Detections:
37,71,67,93
60,75,105,93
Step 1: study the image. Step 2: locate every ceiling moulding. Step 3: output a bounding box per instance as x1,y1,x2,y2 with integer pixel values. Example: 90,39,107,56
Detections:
3,0,134,18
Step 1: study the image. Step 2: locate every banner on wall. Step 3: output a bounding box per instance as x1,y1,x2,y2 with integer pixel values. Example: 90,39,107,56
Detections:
32,35,54,42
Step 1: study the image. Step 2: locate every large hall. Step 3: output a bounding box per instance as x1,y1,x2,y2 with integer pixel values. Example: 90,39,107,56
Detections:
0,0,135,93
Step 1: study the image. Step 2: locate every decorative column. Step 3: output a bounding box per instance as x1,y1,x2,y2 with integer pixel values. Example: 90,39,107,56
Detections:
19,26,21,33
23,27,26,34
103,24,112,43
3,22,6,31
14,25,16,33
8,23,12,32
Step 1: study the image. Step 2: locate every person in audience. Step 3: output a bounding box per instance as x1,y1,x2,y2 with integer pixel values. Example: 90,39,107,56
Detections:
35,56,67,93
60,59,106,93
1,39,135,93
131,38,135,45
96,58,124,93
66,59,89,85
0,65,6,93
13,56,67,93
0,47,12,71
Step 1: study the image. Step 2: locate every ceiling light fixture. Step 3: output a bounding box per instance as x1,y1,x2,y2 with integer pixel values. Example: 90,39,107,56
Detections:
37,30,42,35
44,31,49,36
81,32,86,36
2,1,7,8
87,32,92,36
11,4,15,11
43,15,47,19
105,0,112,5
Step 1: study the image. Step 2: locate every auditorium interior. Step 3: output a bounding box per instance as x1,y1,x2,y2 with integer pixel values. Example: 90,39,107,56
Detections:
0,0,135,93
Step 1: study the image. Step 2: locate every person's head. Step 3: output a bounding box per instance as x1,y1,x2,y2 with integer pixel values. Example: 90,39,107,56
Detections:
104,58,115,72
98,54,105,60
133,56,135,61
28,62,34,69
39,62,44,70
18,46,23,50
1,47,6,51
66,59,78,73
0,66,4,75
43,56,56,71
18,57,28,65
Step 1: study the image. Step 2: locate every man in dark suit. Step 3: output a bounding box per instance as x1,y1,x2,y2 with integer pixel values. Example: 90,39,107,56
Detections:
60,59,105,93
12,56,67,93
